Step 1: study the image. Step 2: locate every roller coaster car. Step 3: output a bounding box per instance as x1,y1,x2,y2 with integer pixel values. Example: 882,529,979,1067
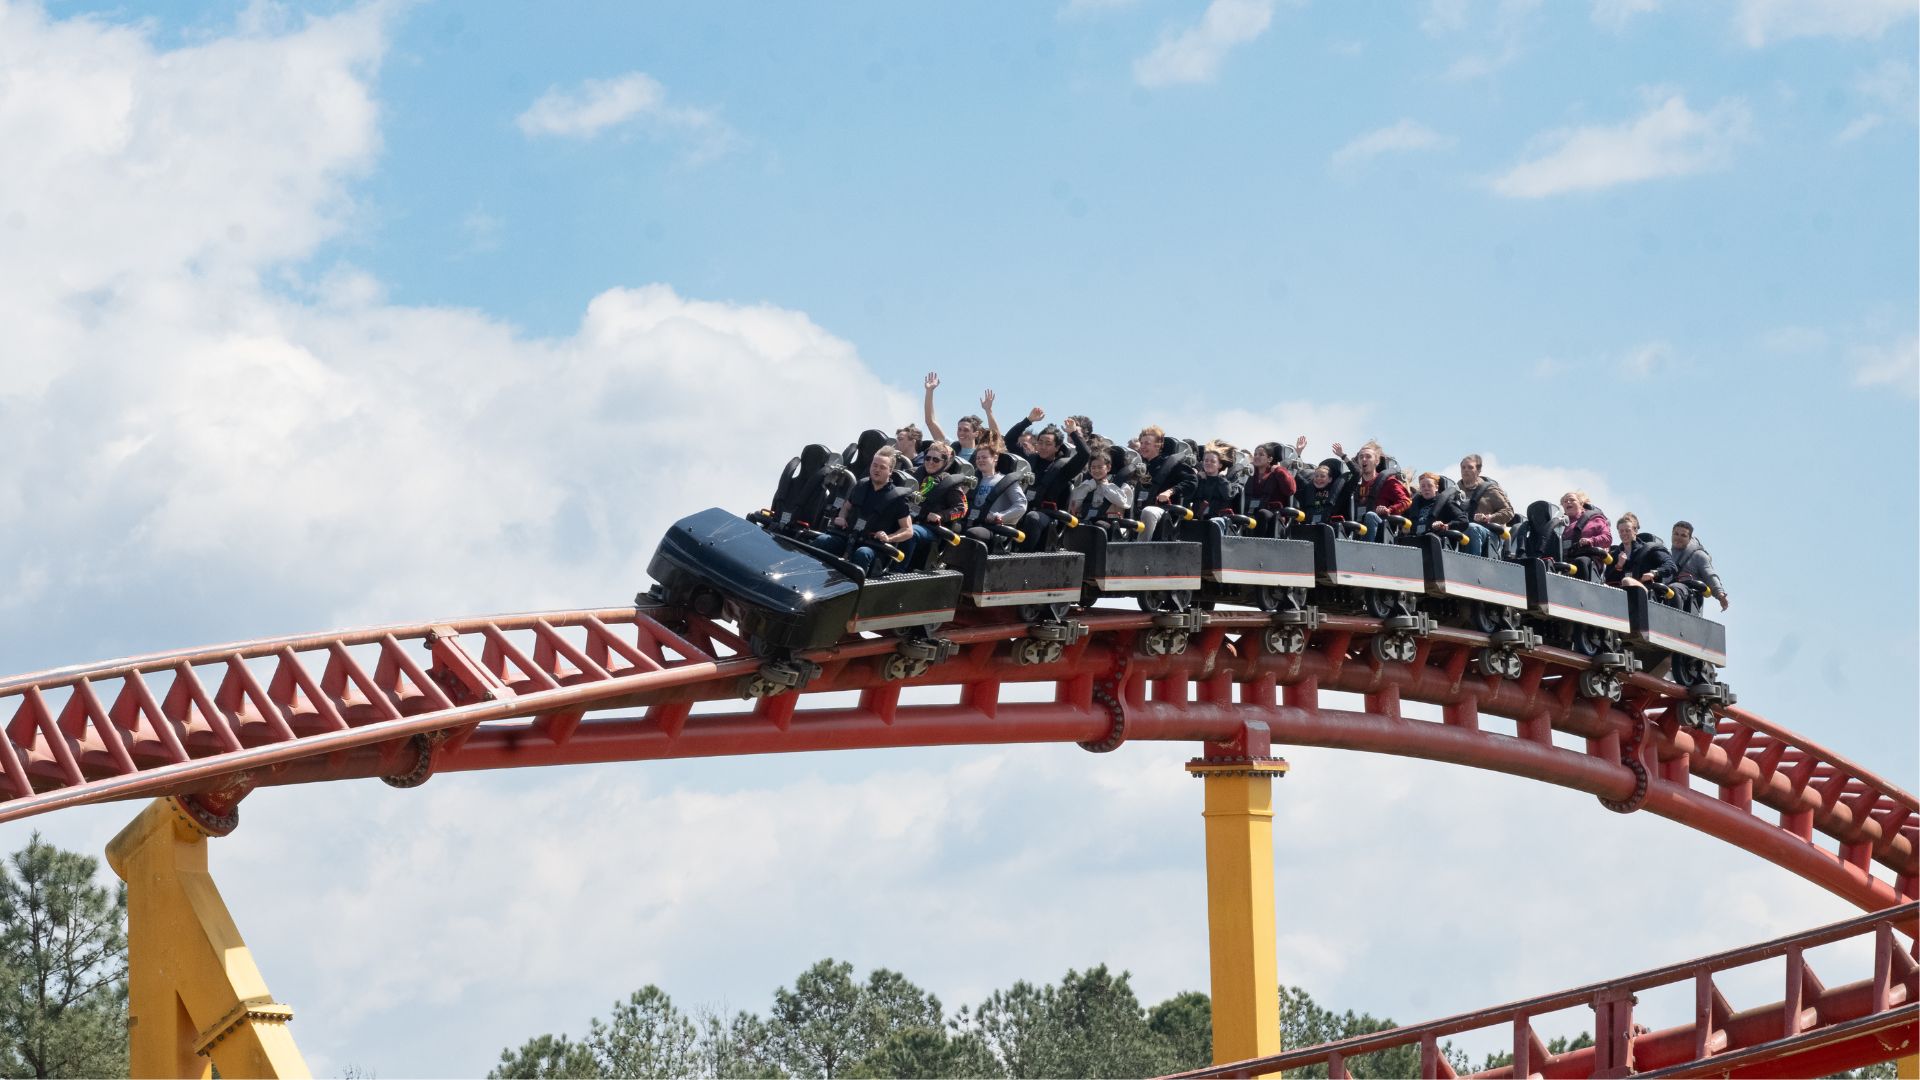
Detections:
1302,522,1430,663
1189,516,1315,612
1624,586,1733,730
1064,521,1202,612
649,507,962,655
1405,531,1534,678
931,534,1085,613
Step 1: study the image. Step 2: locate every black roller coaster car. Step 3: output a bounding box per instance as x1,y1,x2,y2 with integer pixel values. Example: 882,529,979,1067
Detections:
645,441,1732,727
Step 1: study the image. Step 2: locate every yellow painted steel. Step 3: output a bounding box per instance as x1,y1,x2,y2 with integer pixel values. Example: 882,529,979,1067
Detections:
106,798,309,1080
1897,1051,1917,1078
1187,759,1288,1073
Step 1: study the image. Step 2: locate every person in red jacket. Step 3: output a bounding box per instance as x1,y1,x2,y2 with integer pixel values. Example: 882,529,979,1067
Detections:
1346,440,1411,542
1244,442,1298,534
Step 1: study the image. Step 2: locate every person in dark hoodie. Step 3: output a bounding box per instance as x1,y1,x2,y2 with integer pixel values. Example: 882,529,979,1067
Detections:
1294,459,1347,526
1669,520,1729,613
1136,425,1198,539
1605,512,1675,592
1192,445,1243,521
1407,472,1478,552
1002,411,1091,550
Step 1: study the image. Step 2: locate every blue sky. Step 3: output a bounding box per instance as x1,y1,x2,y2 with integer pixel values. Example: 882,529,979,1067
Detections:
3,0,1916,1075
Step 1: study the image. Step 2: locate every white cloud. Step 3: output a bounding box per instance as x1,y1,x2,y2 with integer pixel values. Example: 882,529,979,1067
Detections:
516,71,736,159
1491,94,1751,198
1733,0,1915,47
1330,119,1454,170
1834,114,1883,143
1592,0,1661,30
1852,334,1919,397
0,6,900,643
1133,0,1276,87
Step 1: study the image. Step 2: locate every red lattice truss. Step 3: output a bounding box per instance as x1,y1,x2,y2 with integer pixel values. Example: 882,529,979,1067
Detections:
3,606,1910,911
2,605,1917,1075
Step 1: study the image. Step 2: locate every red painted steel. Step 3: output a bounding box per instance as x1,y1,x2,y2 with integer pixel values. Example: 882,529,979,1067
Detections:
0,607,1913,914
1165,902,1919,1079
2,603,1915,1074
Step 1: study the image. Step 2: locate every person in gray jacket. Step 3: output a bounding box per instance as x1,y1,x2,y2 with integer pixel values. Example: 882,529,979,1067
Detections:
1068,444,1136,533
1669,521,1728,612
963,445,1029,546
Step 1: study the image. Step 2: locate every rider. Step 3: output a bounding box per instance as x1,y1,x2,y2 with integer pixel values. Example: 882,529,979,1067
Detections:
1558,491,1613,580
922,372,986,457
1338,440,1410,542
907,442,969,566
1244,441,1298,532
1605,511,1674,592
1068,444,1135,532
1136,425,1197,540
1669,520,1729,613
820,446,914,575
1457,454,1514,556
963,443,1029,547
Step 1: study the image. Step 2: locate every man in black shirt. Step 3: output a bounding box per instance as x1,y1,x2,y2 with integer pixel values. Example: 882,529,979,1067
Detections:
820,447,914,575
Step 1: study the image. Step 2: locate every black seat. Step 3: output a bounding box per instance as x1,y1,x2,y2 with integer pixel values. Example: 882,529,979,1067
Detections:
766,444,841,529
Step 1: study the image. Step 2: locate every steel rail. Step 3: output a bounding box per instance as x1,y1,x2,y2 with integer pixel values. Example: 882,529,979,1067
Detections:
1,607,1912,912
1164,902,1919,1079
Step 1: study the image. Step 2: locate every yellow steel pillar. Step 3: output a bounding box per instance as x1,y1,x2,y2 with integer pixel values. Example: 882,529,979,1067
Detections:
1896,1051,1917,1078
1187,735,1288,1072
106,797,309,1080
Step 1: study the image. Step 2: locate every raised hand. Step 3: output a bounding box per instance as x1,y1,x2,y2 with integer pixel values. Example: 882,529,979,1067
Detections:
1062,416,1078,435
981,389,996,412
1294,434,1308,454
1027,406,1045,423
1331,441,1345,457
925,371,940,390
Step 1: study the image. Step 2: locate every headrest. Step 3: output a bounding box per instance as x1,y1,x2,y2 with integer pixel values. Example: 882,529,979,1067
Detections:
1005,454,1036,487
1320,457,1347,479
1104,445,1130,475
844,429,890,473
798,444,833,474
1526,500,1555,528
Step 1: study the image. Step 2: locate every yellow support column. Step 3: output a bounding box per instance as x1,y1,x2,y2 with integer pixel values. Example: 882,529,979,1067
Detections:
1187,754,1288,1071
1896,1051,1917,1078
106,797,309,1080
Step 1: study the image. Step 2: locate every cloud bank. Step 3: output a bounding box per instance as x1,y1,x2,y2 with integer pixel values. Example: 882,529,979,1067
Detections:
1492,95,1751,198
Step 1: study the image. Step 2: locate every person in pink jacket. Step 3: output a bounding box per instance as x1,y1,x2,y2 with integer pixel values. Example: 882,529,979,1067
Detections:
1558,491,1614,580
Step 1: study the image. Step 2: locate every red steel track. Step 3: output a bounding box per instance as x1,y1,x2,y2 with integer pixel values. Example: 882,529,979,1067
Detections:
1,603,1914,1072
1170,901,1918,1079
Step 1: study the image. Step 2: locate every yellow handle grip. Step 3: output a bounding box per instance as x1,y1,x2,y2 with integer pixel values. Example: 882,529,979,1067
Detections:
946,533,962,546
1240,516,1257,530
1065,514,1080,529
1132,520,1147,534
1013,530,1027,543
891,547,907,563
1356,524,1369,537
